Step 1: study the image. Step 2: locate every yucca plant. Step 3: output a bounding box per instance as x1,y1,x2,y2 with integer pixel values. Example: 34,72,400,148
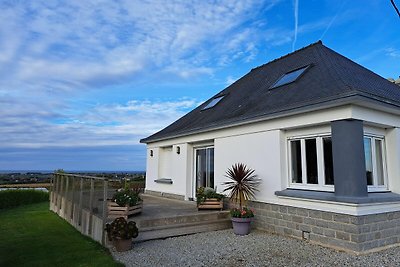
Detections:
223,163,260,209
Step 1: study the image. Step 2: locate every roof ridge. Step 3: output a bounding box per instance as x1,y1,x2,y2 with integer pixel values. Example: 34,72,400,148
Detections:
321,45,400,93
251,40,323,72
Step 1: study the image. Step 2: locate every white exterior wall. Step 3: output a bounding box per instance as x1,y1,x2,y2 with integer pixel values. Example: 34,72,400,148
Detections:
145,147,159,192
214,130,282,202
144,104,400,214
145,144,188,197
386,128,400,194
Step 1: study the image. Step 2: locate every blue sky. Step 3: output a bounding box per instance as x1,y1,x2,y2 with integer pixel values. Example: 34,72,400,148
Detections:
0,0,399,171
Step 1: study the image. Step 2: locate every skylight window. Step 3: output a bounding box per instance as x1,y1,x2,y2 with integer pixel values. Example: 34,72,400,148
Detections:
270,65,310,89
202,95,224,110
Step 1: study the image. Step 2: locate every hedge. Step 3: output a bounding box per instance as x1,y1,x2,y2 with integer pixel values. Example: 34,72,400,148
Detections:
0,189,49,209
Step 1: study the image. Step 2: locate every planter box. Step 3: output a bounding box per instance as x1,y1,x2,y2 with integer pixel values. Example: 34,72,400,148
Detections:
107,200,143,219
197,198,223,210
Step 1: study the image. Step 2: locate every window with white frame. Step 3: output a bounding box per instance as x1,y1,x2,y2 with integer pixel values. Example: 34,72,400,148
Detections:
288,135,334,190
288,133,387,192
364,136,387,190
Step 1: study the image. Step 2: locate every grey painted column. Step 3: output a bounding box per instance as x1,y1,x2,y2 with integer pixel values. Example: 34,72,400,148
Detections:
331,119,368,198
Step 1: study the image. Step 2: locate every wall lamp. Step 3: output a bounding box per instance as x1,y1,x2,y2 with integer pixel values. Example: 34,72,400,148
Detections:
150,150,153,157
176,146,180,154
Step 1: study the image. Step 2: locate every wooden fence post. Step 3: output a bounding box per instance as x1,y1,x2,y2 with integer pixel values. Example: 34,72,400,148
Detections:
102,179,108,245
58,175,64,214
88,178,94,236
65,175,69,219
70,176,75,221
78,178,83,228
51,174,57,209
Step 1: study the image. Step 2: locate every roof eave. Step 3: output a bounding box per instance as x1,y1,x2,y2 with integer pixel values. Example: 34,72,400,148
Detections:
140,93,400,144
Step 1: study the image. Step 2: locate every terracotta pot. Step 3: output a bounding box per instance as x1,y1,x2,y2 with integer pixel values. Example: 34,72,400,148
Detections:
114,238,132,252
231,217,252,235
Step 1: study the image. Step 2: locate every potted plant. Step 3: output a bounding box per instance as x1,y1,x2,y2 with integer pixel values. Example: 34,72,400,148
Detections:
196,187,225,210
105,217,139,252
108,188,143,219
223,163,260,235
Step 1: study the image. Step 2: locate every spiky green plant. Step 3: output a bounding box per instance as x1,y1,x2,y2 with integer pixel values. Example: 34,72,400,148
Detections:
223,163,260,209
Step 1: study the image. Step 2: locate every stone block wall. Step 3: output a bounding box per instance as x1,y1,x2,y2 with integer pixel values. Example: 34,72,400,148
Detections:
247,201,400,253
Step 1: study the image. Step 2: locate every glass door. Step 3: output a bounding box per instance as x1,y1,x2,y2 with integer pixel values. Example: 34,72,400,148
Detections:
195,147,214,190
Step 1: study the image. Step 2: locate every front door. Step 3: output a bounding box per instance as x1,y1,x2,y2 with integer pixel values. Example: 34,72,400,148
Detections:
195,147,214,192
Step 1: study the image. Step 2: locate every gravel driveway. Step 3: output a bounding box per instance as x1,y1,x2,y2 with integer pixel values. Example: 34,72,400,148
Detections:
112,229,400,267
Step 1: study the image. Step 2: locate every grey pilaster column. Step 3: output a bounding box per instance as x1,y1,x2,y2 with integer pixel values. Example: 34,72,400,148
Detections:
331,119,368,198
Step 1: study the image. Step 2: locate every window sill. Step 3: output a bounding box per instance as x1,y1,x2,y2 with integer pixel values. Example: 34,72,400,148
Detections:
154,178,173,184
275,189,400,204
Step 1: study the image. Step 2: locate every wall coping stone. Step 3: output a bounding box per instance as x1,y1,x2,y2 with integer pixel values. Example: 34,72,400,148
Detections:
275,189,400,204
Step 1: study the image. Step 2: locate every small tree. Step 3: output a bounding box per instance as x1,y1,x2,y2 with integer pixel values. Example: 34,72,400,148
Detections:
223,163,260,209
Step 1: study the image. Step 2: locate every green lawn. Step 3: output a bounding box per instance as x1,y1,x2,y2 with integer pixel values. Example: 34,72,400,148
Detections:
0,202,124,267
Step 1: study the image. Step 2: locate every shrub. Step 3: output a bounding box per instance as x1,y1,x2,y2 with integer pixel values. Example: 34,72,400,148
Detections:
0,189,49,209
196,187,225,204
112,189,141,207
105,217,139,240
223,163,260,209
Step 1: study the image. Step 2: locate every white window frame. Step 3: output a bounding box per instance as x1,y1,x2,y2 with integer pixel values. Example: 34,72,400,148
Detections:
287,133,334,192
364,134,388,192
192,145,215,199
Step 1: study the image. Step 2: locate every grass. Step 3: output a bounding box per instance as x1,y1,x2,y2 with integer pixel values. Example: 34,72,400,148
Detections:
0,202,124,267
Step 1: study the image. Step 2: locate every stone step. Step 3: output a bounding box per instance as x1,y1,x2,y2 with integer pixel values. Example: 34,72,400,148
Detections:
136,218,232,242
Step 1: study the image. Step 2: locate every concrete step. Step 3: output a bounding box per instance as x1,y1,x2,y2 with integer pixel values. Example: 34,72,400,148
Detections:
136,218,232,242
137,210,230,228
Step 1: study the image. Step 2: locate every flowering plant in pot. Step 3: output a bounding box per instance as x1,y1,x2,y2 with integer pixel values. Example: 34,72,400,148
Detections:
223,163,260,235
230,207,254,218
112,189,141,207
196,187,225,210
108,188,143,219
105,217,139,252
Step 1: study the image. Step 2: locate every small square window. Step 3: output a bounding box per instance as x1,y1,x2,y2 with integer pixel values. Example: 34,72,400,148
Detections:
202,95,224,110
270,65,310,89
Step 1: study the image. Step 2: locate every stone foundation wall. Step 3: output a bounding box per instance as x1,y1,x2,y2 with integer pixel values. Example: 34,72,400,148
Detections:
248,201,400,253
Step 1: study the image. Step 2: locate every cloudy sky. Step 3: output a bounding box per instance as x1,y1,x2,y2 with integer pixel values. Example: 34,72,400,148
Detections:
0,0,399,171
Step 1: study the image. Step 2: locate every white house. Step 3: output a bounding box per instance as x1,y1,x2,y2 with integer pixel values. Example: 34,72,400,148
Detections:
140,41,400,253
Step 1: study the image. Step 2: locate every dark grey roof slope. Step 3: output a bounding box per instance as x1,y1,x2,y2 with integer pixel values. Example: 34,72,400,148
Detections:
141,41,400,143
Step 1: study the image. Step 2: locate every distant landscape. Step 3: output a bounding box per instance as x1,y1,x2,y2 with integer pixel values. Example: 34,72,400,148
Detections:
0,171,146,186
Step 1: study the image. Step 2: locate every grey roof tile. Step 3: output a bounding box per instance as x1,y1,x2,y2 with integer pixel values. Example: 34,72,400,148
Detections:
141,41,400,143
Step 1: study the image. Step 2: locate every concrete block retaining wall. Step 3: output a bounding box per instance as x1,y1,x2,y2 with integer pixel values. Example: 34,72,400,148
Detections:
248,201,400,253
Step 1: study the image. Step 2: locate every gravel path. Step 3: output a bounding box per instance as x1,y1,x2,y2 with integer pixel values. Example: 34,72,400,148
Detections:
111,229,400,267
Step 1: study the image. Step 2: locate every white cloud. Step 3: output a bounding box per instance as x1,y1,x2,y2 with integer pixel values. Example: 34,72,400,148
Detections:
0,98,199,148
0,0,291,155
225,76,237,86
386,48,400,58
0,1,285,93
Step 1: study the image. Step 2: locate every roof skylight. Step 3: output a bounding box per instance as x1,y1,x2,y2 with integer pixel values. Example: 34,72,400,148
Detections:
270,65,310,89
202,95,224,110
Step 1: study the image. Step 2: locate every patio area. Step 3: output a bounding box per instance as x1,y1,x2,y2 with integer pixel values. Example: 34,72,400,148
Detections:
51,173,231,245
123,194,231,242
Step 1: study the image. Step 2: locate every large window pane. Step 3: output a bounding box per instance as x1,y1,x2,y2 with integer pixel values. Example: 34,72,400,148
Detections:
323,137,334,185
291,140,302,183
305,139,318,184
196,148,214,189
364,138,373,185
207,148,215,188
375,140,384,186
196,149,207,188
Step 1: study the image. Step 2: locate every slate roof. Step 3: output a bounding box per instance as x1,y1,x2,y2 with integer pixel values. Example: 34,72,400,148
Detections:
141,41,400,143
